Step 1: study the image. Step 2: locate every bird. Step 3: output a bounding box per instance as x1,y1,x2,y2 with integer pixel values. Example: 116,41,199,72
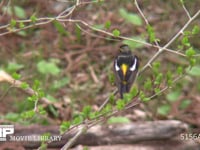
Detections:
113,44,139,99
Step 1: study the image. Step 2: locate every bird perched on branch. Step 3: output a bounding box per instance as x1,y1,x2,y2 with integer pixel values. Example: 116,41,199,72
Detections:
113,44,139,98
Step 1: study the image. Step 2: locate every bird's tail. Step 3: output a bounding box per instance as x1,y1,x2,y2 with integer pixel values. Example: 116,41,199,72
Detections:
120,84,128,99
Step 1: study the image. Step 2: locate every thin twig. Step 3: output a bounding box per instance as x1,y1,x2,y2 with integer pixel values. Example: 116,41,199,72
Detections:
98,88,118,112
134,0,160,47
181,2,191,19
61,125,87,150
140,10,200,73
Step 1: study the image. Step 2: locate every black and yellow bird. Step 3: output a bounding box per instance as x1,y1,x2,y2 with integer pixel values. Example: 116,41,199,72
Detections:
114,44,139,98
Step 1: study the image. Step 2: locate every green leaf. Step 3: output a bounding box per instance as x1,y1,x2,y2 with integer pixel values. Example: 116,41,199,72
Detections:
12,72,21,80
82,106,92,117
10,19,17,28
109,93,115,104
122,36,145,49
192,25,200,35
20,82,29,89
53,21,68,36
72,116,84,125
182,36,190,47
177,66,183,75
60,121,71,133
38,105,47,115
46,95,57,102
107,116,131,124
52,77,70,89
75,24,82,43
155,73,163,85
186,66,200,76
17,31,27,37
30,14,37,23
7,62,24,71
189,58,196,66
116,100,125,110
108,72,115,84
139,91,150,102
21,110,35,119
157,104,171,116
19,22,25,28
37,60,60,76
130,86,138,97
48,105,58,117
4,112,20,122
144,78,152,90
112,29,120,37
13,6,26,19
119,8,142,26
93,24,104,29
185,47,196,57
147,25,158,43
154,88,161,95
166,91,181,102
104,21,111,29
179,99,191,109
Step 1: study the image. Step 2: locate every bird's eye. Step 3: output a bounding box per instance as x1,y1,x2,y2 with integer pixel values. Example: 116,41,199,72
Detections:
115,60,120,71
130,57,137,71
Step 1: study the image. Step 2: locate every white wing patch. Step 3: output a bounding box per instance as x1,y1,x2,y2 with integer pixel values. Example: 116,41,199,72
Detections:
130,58,137,71
115,60,120,71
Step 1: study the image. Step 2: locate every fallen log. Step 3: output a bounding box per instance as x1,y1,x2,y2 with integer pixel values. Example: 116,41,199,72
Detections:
0,120,195,149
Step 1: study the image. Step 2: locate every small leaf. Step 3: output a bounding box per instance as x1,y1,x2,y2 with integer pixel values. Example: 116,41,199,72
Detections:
46,95,57,102
37,60,60,76
10,19,17,28
177,66,183,75
52,77,70,89
185,47,196,57
82,106,92,117
104,21,111,29
147,25,158,43
12,72,21,80
19,22,25,28
5,112,20,122
107,116,131,124
30,14,37,23
166,91,181,102
182,36,190,47
192,25,200,35
14,6,26,19
60,121,71,133
179,99,191,109
119,8,142,26
112,29,120,37
109,93,115,104
157,104,171,116
20,82,29,89
186,66,200,76
144,78,152,90
130,86,138,97
7,62,24,71
53,20,68,36
122,36,146,49
116,100,125,110
155,73,163,85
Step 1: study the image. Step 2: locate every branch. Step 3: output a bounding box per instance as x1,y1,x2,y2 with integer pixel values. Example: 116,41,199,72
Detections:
140,10,200,73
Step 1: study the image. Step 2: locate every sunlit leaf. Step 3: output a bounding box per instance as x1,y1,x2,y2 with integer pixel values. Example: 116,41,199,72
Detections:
107,116,131,124
119,8,142,26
